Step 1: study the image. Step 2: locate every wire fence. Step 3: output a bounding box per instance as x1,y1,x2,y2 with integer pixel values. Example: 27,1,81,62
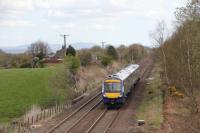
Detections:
0,79,102,133
0,103,71,133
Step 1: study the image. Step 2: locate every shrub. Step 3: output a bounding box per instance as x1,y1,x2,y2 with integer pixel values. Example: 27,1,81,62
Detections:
66,45,76,56
79,51,92,66
65,56,80,74
107,45,118,60
100,55,112,66
50,56,80,102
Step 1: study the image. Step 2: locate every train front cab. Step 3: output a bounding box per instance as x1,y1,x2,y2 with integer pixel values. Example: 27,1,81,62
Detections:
102,78,125,106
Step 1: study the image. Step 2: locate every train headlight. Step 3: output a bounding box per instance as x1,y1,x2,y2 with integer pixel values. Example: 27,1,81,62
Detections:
103,94,106,97
119,94,123,97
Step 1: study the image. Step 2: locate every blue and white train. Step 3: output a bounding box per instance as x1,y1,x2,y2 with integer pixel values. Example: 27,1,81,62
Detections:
102,64,140,105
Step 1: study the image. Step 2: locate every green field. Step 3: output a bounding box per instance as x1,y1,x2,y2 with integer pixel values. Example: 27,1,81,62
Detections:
0,68,59,124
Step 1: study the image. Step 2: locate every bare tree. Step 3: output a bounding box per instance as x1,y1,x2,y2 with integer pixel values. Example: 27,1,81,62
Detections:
150,20,170,85
27,40,50,59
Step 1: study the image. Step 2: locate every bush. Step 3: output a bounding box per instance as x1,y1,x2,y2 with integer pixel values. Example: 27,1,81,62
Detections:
0,53,32,68
79,51,92,66
107,45,118,60
100,55,112,66
50,56,80,102
66,45,76,56
65,56,80,74
50,64,75,101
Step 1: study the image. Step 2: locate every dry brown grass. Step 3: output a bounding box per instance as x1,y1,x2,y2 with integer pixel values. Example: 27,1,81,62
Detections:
76,62,123,93
161,91,200,133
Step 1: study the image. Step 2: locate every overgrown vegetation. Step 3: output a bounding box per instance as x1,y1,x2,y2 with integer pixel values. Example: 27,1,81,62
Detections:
100,54,112,66
117,44,147,64
157,0,200,113
151,0,200,132
106,45,118,60
136,63,163,130
78,50,92,66
0,53,32,68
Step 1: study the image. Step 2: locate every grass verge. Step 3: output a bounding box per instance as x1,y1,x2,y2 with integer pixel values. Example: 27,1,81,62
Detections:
136,63,163,128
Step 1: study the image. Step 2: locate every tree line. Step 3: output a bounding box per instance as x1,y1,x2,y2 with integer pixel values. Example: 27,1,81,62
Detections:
50,43,148,102
153,1,200,114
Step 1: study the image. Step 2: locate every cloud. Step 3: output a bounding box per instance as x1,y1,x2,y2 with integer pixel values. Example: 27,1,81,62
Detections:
0,0,167,20
0,20,35,27
0,0,189,47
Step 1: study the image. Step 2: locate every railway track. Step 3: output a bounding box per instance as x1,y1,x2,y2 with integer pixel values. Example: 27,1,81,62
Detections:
46,55,153,133
85,109,120,133
47,92,102,133
67,60,152,133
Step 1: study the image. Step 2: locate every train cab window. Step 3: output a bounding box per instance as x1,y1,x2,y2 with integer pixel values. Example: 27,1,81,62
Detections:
104,82,121,92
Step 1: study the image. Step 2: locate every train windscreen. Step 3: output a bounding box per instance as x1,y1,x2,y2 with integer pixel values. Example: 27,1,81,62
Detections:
104,80,121,92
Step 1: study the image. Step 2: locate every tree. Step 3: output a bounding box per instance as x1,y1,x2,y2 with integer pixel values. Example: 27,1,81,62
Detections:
50,55,81,102
106,45,118,60
28,40,50,59
66,45,76,56
100,55,112,66
90,45,102,53
78,51,92,66
65,56,80,75
150,20,170,85
175,0,200,24
117,45,127,63
158,0,200,115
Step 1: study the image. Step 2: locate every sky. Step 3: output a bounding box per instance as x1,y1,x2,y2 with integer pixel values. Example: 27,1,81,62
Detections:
0,0,188,49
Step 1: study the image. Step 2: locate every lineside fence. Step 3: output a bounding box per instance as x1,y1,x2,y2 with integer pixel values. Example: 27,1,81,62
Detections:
0,80,102,133
0,103,71,133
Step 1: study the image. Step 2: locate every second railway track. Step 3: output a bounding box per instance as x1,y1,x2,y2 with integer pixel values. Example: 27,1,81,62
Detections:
47,92,102,133
46,55,153,133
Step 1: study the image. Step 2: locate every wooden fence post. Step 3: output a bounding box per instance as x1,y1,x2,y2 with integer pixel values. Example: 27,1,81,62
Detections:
36,114,38,122
40,113,42,120
48,109,50,117
18,122,21,132
43,110,46,120
27,117,29,127
32,116,34,124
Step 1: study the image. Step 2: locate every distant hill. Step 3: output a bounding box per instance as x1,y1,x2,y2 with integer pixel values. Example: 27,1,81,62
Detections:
1,42,98,54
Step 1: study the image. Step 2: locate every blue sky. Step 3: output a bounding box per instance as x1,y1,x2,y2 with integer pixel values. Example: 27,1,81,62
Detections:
0,0,188,49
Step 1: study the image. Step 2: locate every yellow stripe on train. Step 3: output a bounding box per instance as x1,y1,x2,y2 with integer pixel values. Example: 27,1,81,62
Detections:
105,80,121,83
104,93,121,98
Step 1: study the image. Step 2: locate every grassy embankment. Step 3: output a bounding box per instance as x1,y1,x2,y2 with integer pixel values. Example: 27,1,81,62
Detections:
0,61,124,125
0,68,61,124
136,63,163,129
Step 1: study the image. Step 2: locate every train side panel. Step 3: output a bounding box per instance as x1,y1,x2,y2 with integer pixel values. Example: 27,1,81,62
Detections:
123,69,140,96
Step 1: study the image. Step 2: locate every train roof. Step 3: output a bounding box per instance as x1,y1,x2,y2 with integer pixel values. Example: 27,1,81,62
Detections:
108,64,139,81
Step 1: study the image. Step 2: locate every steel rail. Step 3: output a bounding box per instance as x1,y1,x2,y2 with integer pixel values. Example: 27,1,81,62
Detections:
103,111,120,133
85,109,107,133
47,92,101,133
63,98,102,133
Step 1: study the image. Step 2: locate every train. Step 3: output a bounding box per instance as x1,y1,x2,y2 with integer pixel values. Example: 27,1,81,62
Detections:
102,64,140,105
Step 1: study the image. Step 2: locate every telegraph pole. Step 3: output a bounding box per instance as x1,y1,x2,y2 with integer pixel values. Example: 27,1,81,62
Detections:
101,41,106,48
60,34,69,57
60,34,70,49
